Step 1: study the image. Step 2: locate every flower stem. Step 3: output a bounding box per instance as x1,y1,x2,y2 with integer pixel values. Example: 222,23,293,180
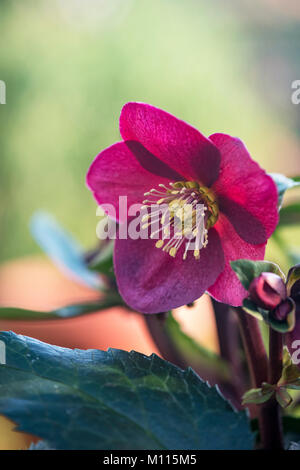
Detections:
236,308,284,449
259,328,284,450
144,313,187,369
212,300,247,409
236,307,268,388
144,309,233,387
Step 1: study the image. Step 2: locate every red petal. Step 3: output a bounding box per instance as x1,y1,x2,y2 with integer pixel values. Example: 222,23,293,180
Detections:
114,228,224,314
120,102,221,186
208,213,266,306
210,133,278,243
86,141,175,222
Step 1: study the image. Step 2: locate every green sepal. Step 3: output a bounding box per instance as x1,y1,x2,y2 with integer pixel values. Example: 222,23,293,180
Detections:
242,350,300,408
276,388,293,408
287,264,300,296
278,349,300,390
242,299,264,321
262,298,296,334
230,259,285,291
242,383,275,406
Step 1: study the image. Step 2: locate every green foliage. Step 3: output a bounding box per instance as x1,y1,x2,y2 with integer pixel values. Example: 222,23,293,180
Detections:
279,350,300,391
269,174,300,209
279,203,300,227
88,241,114,278
244,300,295,334
30,212,102,289
276,388,293,409
230,259,296,332
243,350,300,409
242,384,274,405
287,264,300,295
230,259,285,291
0,331,253,450
164,313,230,382
242,298,266,321
0,295,123,320
266,298,296,334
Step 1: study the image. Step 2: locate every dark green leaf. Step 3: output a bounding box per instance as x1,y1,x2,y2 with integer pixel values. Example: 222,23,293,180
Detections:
269,173,300,208
0,332,253,450
0,295,123,320
30,212,102,289
230,259,285,291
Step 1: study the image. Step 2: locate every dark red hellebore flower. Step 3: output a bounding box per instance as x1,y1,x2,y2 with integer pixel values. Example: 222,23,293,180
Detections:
87,103,278,313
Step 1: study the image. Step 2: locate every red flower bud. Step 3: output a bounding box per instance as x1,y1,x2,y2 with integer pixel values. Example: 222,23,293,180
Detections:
249,272,287,311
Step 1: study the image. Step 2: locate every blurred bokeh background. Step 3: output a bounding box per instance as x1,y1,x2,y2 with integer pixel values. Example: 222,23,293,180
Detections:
0,0,300,449
0,0,300,262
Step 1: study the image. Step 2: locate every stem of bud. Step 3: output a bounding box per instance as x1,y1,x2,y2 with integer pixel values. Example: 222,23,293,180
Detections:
235,308,283,449
259,329,284,449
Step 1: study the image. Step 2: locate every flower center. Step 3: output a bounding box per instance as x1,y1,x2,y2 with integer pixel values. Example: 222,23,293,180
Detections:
141,181,219,260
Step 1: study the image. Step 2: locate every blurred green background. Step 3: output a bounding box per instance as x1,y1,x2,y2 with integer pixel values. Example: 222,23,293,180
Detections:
0,0,299,265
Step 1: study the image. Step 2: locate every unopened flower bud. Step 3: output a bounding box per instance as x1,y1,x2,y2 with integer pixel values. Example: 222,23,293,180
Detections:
272,298,294,321
249,272,287,311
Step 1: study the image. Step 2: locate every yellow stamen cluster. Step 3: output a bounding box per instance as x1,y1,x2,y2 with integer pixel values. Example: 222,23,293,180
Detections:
141,181,219,260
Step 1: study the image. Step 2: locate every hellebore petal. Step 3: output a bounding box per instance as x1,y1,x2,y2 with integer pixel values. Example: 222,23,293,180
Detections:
208,213,266,306
210,133,279,243
87,141,175,222
217,196,267,245
114,227,225,313
120,102,221,186
249,272,287,311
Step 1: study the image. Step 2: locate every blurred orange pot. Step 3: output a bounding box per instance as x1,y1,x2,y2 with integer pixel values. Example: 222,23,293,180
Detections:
0,256,218,352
